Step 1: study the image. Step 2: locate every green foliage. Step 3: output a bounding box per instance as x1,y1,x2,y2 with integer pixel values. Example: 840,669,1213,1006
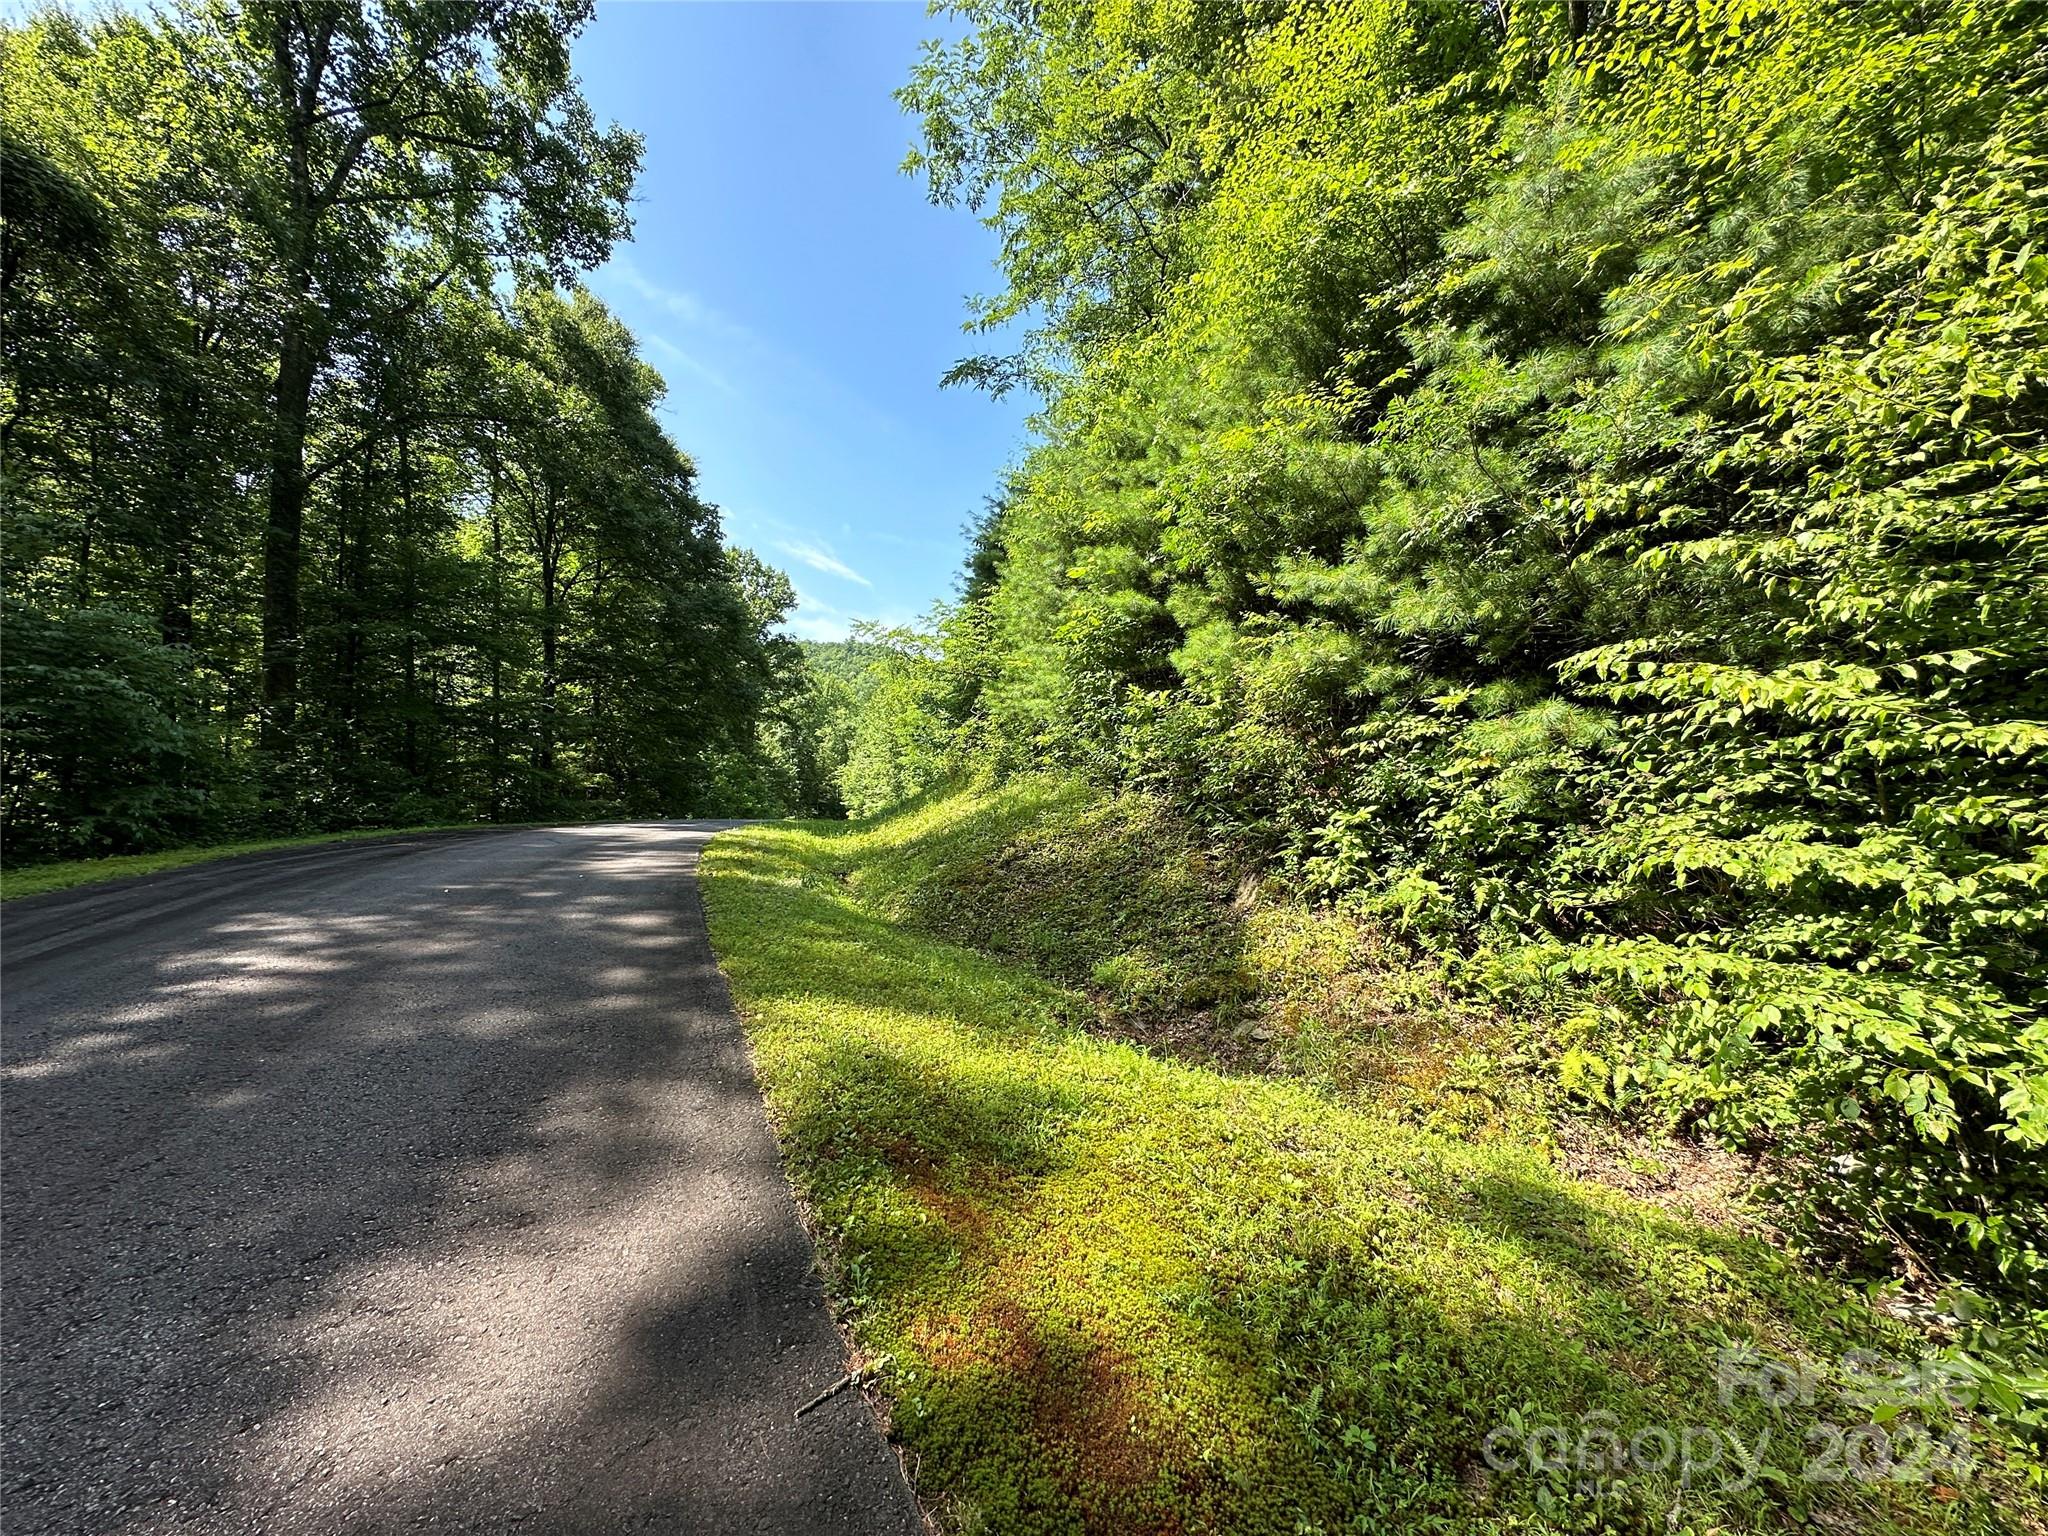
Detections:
832,624,960,818
0,2,806,860
0,605,227,856
785,613,997,820
703,800,2043,1534
1546,120,2048,1289
905,0,2048,1306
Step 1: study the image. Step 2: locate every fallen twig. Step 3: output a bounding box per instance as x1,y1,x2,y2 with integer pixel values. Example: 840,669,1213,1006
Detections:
795,1355,890,1419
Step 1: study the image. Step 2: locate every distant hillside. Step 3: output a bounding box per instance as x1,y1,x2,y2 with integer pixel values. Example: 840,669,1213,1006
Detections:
797,638,896,689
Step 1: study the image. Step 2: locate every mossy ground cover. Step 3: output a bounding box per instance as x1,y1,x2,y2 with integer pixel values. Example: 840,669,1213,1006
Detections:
837,776,1533,1136
700,782,2041,1535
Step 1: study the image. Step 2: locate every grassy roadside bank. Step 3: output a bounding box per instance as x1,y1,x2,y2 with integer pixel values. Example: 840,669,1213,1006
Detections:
0,823,510,902
700,787,2039,1535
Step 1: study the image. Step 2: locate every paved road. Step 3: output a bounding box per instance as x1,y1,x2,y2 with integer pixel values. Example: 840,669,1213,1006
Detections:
1,826,922,1535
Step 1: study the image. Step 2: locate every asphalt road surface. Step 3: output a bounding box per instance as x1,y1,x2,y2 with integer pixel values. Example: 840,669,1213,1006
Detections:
2,826,923,1535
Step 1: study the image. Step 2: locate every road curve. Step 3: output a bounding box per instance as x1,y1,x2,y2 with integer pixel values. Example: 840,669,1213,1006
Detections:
1,825,922,1536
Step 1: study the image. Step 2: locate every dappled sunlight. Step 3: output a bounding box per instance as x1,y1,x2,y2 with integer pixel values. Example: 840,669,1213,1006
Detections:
0,1029,188,1082
702,815,2009,1535
228,1134,770,1521
3,823,902,1533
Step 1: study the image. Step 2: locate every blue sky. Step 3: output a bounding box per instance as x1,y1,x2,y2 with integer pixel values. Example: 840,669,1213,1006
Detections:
569,2,1033,640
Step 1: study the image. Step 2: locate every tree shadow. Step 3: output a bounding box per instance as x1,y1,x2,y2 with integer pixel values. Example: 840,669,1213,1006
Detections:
699,833,2007,1536
2,825,915,1535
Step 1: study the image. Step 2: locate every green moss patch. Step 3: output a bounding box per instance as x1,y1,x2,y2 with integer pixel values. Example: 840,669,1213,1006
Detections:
701,799,2035,1534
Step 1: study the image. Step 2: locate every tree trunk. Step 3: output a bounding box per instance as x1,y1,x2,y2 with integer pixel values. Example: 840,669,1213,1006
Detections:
488,459,507,817
338,447,369,730
158,383,201,649
260,299,318,751
399,426,419,776
256,9,336,754
160,545,195,651
76,418,98,608
537,492,560,779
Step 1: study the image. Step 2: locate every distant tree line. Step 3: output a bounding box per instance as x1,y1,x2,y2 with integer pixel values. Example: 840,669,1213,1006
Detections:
875,0,2048,1310
2,0,819,861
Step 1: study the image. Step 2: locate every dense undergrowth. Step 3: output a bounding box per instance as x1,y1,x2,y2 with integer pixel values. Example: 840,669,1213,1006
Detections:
856,0,2048,1320
702,783,2048,1534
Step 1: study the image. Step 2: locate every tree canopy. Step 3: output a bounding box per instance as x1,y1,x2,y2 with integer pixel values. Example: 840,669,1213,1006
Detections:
885,0,2048,1302
2,1,820,852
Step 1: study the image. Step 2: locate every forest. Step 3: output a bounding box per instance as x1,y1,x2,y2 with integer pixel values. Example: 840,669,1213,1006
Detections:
4,0,2044,1458
853,0,2048,1335
1,0,833,862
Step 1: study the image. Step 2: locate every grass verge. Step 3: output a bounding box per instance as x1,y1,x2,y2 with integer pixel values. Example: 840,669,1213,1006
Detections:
0,823,501,902
700,786,2041,1535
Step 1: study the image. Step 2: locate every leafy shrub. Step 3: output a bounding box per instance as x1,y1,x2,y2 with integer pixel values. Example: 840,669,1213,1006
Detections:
903,0,2048,1308
0,604,228,859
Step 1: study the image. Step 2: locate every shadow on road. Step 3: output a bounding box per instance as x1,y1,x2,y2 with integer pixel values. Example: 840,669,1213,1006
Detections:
2,825,915,1535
